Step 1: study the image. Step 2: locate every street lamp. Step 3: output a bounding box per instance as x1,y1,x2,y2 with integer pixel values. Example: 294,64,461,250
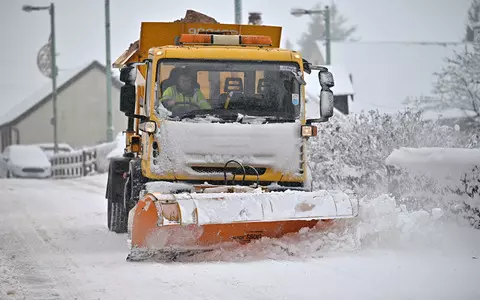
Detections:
291,6,331,65
105,0,114,142
22,3,59,154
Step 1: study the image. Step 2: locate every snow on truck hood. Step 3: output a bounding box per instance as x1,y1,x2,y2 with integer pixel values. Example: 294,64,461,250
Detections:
151,120,303,177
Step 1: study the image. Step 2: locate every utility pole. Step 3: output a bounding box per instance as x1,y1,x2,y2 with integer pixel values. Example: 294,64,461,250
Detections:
235,0,242,24
22,3,59,153
105,0,114,142
291,5,332,65
324,6,331,65
49,3,58,153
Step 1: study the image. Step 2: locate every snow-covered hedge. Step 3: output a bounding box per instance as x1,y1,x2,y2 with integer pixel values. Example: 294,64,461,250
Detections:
307,109,479,194
306,109,480,227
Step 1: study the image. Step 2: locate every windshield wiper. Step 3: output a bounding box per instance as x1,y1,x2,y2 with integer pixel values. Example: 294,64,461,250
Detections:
174,109,239,121
238,115,297,123
263,116,296,123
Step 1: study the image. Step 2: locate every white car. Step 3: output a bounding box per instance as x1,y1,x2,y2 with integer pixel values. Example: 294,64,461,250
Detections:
34,143,74,159
0,145,52,178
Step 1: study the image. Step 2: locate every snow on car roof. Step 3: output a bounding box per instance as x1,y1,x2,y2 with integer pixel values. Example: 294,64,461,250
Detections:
8,145,51,165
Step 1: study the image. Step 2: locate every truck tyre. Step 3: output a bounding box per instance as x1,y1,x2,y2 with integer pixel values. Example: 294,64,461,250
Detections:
107,196,112,230
106,157,130,233
111,201,127,233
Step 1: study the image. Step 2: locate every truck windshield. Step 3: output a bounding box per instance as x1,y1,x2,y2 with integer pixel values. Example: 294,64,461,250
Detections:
154,60,302,122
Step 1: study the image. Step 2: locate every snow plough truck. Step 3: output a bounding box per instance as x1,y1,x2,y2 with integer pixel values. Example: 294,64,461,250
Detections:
106,12,358,260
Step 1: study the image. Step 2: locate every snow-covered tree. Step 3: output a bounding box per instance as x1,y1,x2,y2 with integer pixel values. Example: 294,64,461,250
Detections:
406,1,480,126
297,2,357,62
435,45,480,114
405,45,480,125
465,0,480,42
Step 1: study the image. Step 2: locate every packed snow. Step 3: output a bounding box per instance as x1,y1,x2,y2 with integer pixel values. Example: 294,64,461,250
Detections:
150,120,303,176
149,189,357,225
0,174,479,299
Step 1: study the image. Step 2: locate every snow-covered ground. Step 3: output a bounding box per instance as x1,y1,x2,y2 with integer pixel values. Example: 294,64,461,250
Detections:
0,175,479,300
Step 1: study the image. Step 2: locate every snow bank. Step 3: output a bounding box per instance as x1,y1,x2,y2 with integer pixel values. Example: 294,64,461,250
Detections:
106,132,126,160
93,141,118,173
385,147,480,179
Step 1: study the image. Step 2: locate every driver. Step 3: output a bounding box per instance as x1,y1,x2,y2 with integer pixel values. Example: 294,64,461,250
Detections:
159,68,211,110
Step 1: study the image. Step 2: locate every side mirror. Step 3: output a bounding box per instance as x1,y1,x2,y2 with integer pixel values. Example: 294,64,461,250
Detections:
319,70,334,88
319,90,334,119
120,84,136,116
120,65,136,84
119,65,137,116
318,70,334,119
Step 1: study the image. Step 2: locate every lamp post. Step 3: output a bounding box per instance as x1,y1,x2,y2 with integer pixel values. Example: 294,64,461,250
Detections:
105,0,114,142
291,6,331,65
22,3,58,153
235,0,242,24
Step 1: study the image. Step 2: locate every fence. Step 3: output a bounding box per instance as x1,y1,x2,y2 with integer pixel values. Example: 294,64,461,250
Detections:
49,141,117,179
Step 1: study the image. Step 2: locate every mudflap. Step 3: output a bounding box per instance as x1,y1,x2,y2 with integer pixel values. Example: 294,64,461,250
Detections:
106,157,131,203
124,159,148,213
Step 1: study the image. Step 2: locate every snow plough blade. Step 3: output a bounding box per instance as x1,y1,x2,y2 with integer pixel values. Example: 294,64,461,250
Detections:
127,187,358,260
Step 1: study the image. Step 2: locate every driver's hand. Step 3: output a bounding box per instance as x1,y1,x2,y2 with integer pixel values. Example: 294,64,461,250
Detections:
162,99,175,107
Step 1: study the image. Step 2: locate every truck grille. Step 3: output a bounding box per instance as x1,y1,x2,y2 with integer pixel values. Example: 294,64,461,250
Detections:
191,166,267,176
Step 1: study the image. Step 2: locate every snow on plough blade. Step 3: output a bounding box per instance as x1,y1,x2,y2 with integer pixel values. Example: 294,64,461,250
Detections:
126,187,358,261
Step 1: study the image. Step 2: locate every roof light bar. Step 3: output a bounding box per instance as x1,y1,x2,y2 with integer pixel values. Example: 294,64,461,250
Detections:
179,34,272,46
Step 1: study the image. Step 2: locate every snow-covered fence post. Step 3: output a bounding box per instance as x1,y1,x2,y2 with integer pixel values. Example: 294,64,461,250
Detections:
49,141,116,179
50,151,85,178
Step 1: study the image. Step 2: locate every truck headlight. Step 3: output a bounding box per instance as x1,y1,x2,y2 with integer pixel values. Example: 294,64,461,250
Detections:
139,121,156,134
301,125,317,137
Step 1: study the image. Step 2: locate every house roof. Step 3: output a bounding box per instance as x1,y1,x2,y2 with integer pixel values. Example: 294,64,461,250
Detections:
0,60,122,127
316,41,470,113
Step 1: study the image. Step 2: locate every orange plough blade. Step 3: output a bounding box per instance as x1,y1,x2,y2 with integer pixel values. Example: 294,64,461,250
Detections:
127,189,358,257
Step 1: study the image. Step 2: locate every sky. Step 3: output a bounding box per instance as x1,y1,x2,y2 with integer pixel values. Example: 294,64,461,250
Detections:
0,0,472,116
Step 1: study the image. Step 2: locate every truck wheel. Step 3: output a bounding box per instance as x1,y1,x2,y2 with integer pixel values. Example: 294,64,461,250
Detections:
110,201,127,233
106,157,130,233
107,195,112,230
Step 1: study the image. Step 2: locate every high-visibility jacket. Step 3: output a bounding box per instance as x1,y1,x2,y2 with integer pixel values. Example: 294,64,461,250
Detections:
160,86,211,109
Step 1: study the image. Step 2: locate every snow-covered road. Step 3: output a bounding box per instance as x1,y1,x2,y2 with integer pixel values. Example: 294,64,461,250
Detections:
1,175,479,300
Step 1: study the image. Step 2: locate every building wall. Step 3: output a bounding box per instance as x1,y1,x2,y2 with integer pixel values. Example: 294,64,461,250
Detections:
13,68,125,149
334,95,350,115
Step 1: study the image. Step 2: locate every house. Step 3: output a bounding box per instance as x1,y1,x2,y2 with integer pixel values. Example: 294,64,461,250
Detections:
315,41,468,114
0,61,125,151
304,64,355,115
421,108,479,131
